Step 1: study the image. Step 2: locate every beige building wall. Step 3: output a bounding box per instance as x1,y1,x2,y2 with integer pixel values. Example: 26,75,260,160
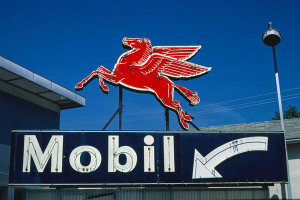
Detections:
269,143,300,199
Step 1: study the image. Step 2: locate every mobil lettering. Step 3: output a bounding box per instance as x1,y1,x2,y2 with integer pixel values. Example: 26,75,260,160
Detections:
22,134,175,174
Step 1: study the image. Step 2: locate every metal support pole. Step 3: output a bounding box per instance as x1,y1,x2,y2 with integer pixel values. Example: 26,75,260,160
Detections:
119,87,123,131
272,47,285,131
101,87,123,131
272,46,292,200
165,108,169,131
102,108,120,131
189,121,200,131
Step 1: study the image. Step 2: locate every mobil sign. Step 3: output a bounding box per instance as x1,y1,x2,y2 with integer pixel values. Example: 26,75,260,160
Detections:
10,131,287,186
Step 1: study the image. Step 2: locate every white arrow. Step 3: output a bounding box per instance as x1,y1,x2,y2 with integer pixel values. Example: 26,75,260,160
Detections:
192,136,268,179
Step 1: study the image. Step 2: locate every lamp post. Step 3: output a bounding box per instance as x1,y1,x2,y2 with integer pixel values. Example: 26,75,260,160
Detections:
262,22,292,200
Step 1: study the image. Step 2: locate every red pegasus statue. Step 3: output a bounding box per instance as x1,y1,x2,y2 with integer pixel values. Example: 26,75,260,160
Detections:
75,38,211,129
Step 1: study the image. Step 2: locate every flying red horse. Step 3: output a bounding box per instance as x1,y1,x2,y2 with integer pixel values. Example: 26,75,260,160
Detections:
75,38,211,129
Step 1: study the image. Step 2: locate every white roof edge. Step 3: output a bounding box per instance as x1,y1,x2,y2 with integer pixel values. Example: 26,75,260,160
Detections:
0,56,85,109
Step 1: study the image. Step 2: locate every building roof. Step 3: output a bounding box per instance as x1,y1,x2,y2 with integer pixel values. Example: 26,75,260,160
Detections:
0,56,85,111
199,118,300,143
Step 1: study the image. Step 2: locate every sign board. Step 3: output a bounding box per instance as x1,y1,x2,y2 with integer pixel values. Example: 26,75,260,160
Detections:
10,131,287,186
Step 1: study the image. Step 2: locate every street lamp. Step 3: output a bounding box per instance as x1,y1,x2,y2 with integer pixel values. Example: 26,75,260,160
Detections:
262,22,292,200
263,22,284,129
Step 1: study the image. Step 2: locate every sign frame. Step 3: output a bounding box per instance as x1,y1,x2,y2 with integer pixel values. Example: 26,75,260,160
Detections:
9,130,288,186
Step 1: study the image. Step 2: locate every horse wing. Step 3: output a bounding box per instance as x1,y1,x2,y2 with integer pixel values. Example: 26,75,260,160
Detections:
152,45,201,61
138,54,211,79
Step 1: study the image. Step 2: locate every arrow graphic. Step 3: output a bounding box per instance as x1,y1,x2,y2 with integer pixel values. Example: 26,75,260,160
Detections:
192,136,268,179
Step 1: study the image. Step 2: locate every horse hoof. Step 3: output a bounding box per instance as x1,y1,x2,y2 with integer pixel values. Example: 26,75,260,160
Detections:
184,115,192,122
190,93,200,105
75,83,83,90
181,111,192,121
101,85,109,92
179,117,189,129
181,121,189,130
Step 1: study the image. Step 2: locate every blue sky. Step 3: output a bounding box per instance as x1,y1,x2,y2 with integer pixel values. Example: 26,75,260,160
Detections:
1,0,300,131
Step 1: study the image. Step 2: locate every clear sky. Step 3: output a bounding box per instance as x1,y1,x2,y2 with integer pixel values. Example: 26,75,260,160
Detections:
1,0,300,131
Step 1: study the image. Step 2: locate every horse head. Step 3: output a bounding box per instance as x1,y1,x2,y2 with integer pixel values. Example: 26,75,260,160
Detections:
122,37,151,50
